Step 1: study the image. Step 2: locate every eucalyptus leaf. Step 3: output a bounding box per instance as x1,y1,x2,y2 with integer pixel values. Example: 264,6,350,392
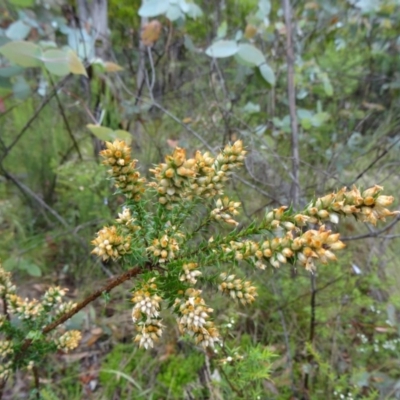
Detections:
87,125,131,142
0,65,24,78
312,112,330,127
186,3,203,18
179,0,190,13
237,43,265,67
258,0,271,15
6,20,31,41
300,118,312,130
184,35,196,52
243,101,261,114
217,21,228,39
0,41,42,68
205,40,238,58
13,75,31,100
138,0,170,18
355,0,380,13
42,48,70,76
67,49,88,76
166,4,183,21
113,130,133,141
0,77,12,90
259,62,275,85
297,109,313,120
87,124,114,141
25,263,42,277
323,79,334,96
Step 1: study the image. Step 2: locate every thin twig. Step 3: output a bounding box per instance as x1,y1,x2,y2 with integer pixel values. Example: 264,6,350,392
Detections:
0,75,71,164
341,214,400,241
282,0,300,207
304,273,317,393
272,276,297,396
48,74,83,160
32,366,40,399
1,170,69,228
349,134,400,186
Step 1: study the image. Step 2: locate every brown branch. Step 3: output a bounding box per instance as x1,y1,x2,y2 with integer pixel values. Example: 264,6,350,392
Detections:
341,214,400,241
282,0,300,207
32,366,40,399
16,265,143,359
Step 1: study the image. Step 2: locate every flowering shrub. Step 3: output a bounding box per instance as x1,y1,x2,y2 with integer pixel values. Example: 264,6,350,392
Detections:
93,140,398,349
0,139,398,396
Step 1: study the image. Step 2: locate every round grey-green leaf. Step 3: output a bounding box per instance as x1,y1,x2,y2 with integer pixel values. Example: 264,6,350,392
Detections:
186,3,203,18
237,43,265,67
0,41,42,68
166,4,183,21
259,63,275,86
205,40,238,58
138,0,170,17
42,48,70,76
6,20,31,41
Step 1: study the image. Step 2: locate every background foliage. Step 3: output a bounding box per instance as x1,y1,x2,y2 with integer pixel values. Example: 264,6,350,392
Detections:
1,0,400,398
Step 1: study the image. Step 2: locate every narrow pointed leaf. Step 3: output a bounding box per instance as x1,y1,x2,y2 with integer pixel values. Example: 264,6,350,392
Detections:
67,49,87,76
104,61,124,72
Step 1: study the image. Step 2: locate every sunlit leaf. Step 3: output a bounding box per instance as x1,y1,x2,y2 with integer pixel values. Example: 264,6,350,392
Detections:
0,41,42,67
104,61,124,72
259,62,275,85
6,20,31,41
138,0,169,17
237,43,265,67
67,49,87,76
205,40,238,58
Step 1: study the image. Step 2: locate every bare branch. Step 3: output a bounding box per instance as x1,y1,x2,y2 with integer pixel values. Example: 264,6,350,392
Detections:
282,0,300,207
